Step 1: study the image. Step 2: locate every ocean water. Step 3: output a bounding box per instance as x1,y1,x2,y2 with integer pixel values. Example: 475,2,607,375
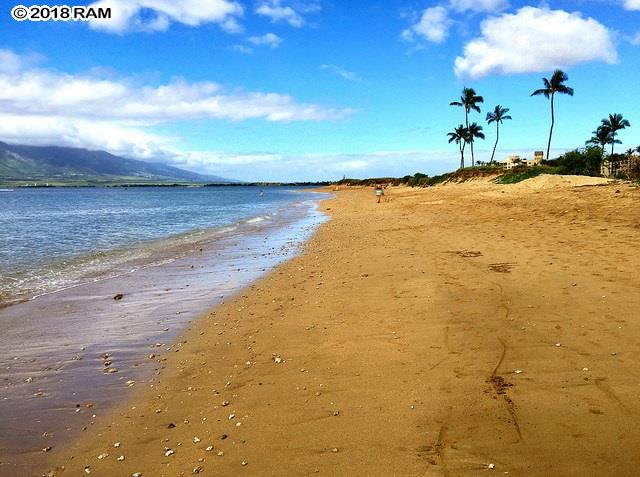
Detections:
0,186,322,305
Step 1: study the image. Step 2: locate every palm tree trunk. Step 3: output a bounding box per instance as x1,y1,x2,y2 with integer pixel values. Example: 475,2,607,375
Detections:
490,122,499,165
461,141,467,169
611,132,615,156
464,109,469,168
471,140,475,167
546,93,555,161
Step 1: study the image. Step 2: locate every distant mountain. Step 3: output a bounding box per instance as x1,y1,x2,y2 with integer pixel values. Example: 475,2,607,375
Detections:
0,142,234,184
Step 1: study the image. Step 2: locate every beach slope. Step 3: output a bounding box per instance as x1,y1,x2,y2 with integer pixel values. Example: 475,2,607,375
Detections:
52,177,640,477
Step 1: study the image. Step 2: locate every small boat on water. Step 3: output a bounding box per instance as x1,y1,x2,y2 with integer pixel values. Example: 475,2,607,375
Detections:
0,189,14,192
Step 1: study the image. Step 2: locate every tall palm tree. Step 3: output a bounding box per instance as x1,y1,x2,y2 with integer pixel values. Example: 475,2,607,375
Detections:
600,113,631,155
467,122,485,163
450,87,484,166
531,69,574,161
586,125,612,156
447,124,470,169
486,105,512,165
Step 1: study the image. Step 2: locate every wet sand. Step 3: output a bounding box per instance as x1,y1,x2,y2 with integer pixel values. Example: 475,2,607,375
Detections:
47,177,640,476
0,199,327,477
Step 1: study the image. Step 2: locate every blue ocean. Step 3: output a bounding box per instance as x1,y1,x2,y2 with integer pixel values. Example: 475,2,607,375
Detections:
0,186,324,304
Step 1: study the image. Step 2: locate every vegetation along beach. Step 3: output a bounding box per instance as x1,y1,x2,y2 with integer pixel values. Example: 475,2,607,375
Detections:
1,2,640,477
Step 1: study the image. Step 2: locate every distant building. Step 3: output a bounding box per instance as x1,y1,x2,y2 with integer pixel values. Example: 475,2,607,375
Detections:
500,152,543,170
503,155,522,169
534,151,544,165
601,154,640,178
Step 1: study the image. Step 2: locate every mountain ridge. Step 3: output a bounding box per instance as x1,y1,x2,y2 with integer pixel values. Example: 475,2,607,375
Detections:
0,142,234,184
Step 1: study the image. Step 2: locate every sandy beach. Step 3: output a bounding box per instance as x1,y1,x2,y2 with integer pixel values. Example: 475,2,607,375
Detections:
47,176,640,477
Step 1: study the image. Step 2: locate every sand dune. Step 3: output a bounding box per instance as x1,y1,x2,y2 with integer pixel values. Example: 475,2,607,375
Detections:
49,178,640,477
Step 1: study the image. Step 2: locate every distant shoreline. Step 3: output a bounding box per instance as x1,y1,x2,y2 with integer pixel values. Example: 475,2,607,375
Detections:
2,181,334,188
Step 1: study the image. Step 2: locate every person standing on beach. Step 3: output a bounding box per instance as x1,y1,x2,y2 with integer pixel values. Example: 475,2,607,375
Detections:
375,184,384,203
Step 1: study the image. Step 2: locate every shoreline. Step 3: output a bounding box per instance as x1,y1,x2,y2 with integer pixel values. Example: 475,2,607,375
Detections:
0,188,329,307
0,194,329,477
27,177,640,476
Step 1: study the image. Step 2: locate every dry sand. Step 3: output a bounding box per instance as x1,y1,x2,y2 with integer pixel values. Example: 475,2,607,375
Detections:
48,176,640,477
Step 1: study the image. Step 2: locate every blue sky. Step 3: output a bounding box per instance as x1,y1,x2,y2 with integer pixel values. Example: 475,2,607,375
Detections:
0,0,638,181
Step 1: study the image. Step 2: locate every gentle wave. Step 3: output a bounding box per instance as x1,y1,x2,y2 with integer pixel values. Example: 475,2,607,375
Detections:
0,201,314,307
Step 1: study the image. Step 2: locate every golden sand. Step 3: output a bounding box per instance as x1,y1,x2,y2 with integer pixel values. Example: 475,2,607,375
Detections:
51,177,640,476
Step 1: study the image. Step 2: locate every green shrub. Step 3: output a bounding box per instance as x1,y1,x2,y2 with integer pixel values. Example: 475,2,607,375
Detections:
545,147,603,176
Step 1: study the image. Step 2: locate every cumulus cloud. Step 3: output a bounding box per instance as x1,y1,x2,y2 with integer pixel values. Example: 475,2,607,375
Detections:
402,6,452,43
454,7,617,79
248,33,284,48
624,0,640,9
320,64,360,82
0,49,354,164
449,0,508,13
87,0,244,34
255,0,320,28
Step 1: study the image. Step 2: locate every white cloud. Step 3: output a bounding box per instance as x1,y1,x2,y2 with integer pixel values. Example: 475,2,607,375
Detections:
255,0,320,28
449,0,508,13
320,64,360,82
231,44,254,54
87,0,244,34
402,6,452,43
454,7,617,79
248,33,284,48
629,32,640,45
0,49,354,166
0,53,351,123
624,0,640,9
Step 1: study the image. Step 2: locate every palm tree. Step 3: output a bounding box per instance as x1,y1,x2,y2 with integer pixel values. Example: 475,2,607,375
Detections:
586,125,612,156
467,122,485,163
447,124,470,169
450,87,484,166
531,69,574,161
486,105,512,165
600,113,630,156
